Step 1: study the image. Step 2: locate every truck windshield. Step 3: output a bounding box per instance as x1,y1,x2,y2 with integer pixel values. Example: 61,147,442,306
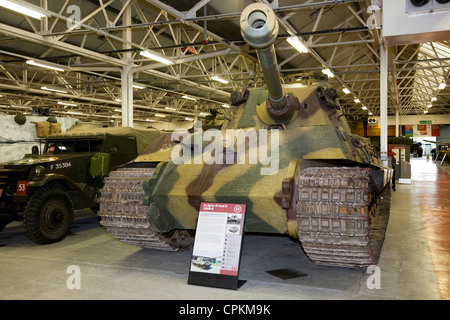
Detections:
45,139,103,153
45,140,75,153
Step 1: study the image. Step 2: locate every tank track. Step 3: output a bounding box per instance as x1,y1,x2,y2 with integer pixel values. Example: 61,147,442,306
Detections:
296,167,390,268
97,166,194,251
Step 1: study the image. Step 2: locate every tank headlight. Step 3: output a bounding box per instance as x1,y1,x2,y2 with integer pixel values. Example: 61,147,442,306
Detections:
29,165,45,181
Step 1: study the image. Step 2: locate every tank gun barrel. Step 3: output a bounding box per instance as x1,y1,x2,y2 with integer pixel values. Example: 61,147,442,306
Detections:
240,3,295,120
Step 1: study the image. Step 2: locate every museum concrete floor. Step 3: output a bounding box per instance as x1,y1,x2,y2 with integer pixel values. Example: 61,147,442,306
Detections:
0,158,448,300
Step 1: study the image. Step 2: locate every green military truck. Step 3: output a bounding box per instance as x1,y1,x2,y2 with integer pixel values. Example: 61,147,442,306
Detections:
0,126,160,245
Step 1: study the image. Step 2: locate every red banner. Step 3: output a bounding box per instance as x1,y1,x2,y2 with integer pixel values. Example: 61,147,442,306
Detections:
432,125,441,137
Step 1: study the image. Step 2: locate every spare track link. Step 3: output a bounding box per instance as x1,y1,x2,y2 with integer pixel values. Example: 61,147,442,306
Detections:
296,167,390,268
97,167,193,251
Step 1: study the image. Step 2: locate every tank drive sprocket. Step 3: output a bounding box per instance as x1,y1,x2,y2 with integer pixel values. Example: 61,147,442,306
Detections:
296,167,391,268
97,166,194,251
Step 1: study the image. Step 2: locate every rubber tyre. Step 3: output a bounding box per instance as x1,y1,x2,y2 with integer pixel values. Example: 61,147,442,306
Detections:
23,188,74,244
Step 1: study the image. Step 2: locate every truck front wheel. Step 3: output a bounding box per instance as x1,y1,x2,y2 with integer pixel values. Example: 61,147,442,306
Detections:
24,188,74,244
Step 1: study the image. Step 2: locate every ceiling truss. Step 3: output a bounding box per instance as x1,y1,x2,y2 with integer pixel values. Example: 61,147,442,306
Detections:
0,0,448,125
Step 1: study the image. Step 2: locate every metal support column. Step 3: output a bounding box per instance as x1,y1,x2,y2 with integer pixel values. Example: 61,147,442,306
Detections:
395,108,400,137
380,43,388,165
40,0,48,33
121,5,133,127
121,64,133,127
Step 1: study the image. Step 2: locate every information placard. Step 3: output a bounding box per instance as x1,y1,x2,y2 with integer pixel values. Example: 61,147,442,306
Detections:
188,202,246,290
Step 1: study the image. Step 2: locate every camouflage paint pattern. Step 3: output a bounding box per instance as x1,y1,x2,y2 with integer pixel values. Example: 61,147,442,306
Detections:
136,84,383,236
97,2,392,267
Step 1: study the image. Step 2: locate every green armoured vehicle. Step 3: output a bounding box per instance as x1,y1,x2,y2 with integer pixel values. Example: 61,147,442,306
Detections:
97,3,393,268
0,126,160,244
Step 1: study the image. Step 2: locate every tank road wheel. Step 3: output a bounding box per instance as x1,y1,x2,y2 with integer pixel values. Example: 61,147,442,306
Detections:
23,188,74,245
296,167,391,268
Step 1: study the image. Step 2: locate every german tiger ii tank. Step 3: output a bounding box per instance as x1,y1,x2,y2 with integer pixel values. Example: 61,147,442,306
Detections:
98,3,393,268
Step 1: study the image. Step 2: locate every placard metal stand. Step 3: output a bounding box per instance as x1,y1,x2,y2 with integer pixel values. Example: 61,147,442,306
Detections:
188,202,247,290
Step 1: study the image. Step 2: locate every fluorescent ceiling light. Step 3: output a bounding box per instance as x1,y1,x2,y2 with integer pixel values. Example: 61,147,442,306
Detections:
58,101,77,107
199,112,210,116
133,84,145,89
427,104,432,108
115,98,121,102
113,109,122,112
287,36,308,53
211,76,229,84
342,88,350,94
0,0,49,20
431,97,437,101
26,60,66,72
41,86,68,94
146,118,155,122
11,105,31,110
424,110,429,114
154,113,166,117
368,112,373,115
354,99,360,103
221,104,230,108
438,83,446,90
165,107,177,111
140,50,173,65
322,68,334,78
182,95,196,101
65,111,83,115
362,106,367,110
185,117,194,121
